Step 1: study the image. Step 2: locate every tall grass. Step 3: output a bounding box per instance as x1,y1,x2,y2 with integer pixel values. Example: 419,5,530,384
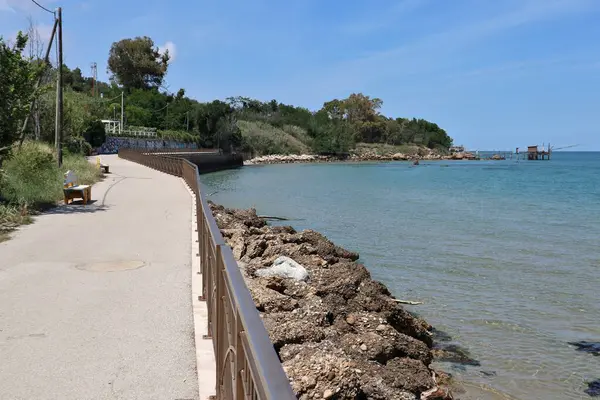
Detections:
0,141,101,207
0,141,63,205
238,120,311,156
281,125,314,148
62,153,101,185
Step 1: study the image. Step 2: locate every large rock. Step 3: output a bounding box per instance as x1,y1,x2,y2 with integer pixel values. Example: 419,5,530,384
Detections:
281,341,432,400
569,341,600,356
381,358,436,394
585,379,600,397
255,256,309,281
297,230,360,261
246,277,299,313
263,311,329,350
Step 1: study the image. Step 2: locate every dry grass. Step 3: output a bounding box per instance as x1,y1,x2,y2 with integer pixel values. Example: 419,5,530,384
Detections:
239,120,311,156
0,203,33,242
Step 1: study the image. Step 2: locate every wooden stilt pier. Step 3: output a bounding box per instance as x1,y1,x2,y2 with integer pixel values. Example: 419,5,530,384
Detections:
515,144,552,160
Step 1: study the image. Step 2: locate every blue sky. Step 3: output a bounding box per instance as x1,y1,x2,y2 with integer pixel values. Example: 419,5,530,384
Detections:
2,0,600,150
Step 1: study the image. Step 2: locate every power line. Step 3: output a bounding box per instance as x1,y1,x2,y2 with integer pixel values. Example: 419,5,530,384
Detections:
30,0,55,15
96,93,122,103
150,104,169,113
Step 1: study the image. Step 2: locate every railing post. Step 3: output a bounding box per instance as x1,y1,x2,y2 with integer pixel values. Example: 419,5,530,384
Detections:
235,311,245,400
215,245,224,398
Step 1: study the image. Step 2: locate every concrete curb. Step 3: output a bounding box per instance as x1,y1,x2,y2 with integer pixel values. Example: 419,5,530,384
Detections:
182,179,216,400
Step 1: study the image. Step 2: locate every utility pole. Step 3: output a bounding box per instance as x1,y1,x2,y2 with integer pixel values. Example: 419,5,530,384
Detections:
90,62,97,97
17,17,58,149
120,91,124,134
186,111,190,131
55,7,64,167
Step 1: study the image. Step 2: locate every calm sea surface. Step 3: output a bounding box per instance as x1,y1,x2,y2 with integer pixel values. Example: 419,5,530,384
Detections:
201,152,600,400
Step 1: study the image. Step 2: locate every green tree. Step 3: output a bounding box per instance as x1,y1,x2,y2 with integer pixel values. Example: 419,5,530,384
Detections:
83,120,106,148
124,88,168,127
107,36,169,91
194,100,237,146
0,33,39,150
344,93,382,124
322,99,347,120
309,111,354,154
64,67,86,92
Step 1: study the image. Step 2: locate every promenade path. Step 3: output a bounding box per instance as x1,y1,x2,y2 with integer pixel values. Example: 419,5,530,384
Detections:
0,155,215,400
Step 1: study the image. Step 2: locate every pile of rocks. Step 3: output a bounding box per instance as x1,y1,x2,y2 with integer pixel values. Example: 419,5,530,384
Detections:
245,151,449,165
210,203,453,400
245,154,329,165
446,152,478,160
348,152,412,161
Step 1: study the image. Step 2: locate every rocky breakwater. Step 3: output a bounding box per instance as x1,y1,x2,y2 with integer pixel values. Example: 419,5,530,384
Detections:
245,154,331,165
446,152,478,160
210,202,453,400
244,151,444,165
349,150,443,162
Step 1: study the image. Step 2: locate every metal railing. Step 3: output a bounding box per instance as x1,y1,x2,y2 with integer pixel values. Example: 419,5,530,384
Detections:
118,148,295,400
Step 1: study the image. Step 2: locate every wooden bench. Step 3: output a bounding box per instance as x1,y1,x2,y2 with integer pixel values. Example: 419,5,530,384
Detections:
96,156,109,173
63,170,91,205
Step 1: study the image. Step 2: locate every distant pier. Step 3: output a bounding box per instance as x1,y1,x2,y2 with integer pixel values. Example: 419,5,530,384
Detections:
515,145,551,160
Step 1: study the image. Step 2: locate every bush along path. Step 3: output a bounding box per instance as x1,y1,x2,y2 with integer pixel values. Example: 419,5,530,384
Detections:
209,202,454,400
0,141,101,241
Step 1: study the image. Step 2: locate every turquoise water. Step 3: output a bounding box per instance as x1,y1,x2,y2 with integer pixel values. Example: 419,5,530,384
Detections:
201,152,600,400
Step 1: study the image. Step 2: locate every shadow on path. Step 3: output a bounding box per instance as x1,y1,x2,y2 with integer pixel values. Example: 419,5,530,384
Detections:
43,200,109,215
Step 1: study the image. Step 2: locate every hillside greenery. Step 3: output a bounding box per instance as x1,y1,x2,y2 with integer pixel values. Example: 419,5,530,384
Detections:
2,31,453,159
44,35,454,156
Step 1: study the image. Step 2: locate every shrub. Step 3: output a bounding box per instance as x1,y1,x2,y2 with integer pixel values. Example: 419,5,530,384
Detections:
0,141,62,205
83,120,106,148
0,141,101,207
64,136,93,156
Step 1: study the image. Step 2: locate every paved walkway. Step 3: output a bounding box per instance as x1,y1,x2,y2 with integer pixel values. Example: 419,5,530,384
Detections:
0,155,214,400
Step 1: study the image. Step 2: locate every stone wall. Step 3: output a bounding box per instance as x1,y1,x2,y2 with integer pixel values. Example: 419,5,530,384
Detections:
99,136,198,154
183,153,244,173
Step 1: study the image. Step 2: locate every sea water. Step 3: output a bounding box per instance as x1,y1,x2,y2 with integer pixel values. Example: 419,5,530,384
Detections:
201,152,600,400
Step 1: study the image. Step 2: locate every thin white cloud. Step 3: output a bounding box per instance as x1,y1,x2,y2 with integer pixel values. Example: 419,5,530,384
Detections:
159,41,177,62
298,0,597,93
247,0,598,108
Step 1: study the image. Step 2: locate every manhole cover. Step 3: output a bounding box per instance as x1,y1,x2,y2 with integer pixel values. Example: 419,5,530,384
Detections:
76,260,146,272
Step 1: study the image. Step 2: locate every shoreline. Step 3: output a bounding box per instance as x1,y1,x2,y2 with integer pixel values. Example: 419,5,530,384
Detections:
208,202,506,399
244,152,502,165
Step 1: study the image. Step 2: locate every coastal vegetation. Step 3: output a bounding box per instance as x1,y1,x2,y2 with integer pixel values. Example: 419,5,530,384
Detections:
0,141,101,242
0,28,452,236
3,29,453,158
0,33,101,240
